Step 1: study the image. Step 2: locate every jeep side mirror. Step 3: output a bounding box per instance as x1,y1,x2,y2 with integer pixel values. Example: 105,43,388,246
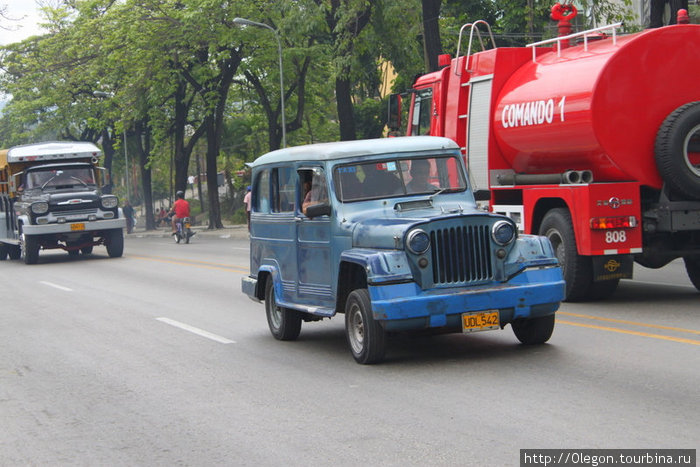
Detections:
305,203,331,218
474,189,491,201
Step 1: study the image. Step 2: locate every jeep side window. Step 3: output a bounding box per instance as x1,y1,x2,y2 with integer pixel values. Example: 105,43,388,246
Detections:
299,168,328,216
253,169,270,213
272,167,295,213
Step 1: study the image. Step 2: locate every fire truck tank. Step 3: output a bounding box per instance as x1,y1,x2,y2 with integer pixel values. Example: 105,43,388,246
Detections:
492,25,700,190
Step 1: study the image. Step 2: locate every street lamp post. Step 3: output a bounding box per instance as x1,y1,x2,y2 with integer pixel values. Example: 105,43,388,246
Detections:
232,17,286,148
93,90,130,202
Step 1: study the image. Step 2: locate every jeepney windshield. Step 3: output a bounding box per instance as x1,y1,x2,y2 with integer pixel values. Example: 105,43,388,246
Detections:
25,167,96,190
333,154,467,202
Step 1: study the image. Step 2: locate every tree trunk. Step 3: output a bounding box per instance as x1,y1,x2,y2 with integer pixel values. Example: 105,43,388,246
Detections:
100,128,115,194
336,76,356,141
135,118,156,231
422,0,443,72
205,117,223,229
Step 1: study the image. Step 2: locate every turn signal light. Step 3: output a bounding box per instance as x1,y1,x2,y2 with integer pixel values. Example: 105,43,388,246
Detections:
590,216,637,230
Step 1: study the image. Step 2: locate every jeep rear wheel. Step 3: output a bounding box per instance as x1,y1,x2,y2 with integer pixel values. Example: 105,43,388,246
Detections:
0,243,7,260
345,289,385,364
264,279,302,340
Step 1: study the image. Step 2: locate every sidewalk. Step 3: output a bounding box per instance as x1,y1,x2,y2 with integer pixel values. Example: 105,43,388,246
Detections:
126,223,249,240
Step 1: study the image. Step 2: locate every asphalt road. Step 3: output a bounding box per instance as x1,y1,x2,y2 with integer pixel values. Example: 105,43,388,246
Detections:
1,232,698,466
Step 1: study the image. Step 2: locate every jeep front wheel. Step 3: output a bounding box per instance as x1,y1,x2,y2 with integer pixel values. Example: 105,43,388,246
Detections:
345,289,385,364
106,229,124,258
511,314,555,345
21,233,39,265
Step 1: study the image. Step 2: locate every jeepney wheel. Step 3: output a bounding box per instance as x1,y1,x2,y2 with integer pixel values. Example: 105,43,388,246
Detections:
683,256,700,292
81,246,93,255
345,289,385,364
106,229,124,258
8,245,20,260
21,233,39,265
511,314,555,345
0,243,7,260
655,101,700,200
264,279,302,340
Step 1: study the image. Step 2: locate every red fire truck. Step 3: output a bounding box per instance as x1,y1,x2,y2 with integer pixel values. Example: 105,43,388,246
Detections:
389,6,700,300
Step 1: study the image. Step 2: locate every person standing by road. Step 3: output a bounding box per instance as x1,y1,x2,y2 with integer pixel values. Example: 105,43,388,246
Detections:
170,191,190,235
123,200,135,234
243,185,252,231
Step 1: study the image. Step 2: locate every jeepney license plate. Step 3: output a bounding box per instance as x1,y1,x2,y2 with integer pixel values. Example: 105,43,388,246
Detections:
71,223,85,231
462,310,500,333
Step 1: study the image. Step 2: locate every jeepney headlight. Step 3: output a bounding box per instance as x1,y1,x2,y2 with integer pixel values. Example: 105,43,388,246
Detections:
407,229,430,255
101,196,118,209
31,202,49,215
492,220,516,246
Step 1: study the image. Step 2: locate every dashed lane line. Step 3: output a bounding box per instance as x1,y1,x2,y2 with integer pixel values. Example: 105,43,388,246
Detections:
156,317,235,344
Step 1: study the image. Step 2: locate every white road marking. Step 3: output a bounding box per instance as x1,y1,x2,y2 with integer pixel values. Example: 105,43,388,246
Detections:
156,317,235,344
39,281,73,292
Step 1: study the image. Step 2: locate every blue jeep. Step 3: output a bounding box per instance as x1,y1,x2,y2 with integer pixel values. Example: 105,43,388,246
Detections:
242,137,565,364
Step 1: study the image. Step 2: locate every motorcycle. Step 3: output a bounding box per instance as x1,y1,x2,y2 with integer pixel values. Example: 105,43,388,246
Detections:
174,217,194,244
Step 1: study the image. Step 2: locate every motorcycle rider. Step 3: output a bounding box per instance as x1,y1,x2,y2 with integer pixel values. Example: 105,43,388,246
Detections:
170,190,191,236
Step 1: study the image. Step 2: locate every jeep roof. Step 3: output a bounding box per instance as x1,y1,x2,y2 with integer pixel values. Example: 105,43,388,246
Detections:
250,136,459,168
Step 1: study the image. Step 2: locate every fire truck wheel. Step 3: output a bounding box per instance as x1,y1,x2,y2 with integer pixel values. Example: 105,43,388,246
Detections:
106,229,124,258
21,234,39,265
0,243,7,260
655,101,700,200
264,279,302,341
345,289,385,364
511,314,555,345
683,256,700,292
539,208,592,302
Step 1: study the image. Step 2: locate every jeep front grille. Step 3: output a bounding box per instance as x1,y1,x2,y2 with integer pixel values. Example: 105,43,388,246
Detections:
429,225,493,284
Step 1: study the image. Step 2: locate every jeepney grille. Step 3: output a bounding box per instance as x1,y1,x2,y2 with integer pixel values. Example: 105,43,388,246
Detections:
51,208,98,217
429,225,493,284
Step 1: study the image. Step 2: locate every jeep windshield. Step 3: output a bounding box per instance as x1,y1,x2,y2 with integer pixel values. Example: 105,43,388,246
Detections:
333,154,467,202
25,167,96,191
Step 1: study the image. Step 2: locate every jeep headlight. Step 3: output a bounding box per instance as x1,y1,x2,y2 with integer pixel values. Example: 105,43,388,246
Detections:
492,220,516,246
407,229,430,254
101,196,118,209
31,201,49,215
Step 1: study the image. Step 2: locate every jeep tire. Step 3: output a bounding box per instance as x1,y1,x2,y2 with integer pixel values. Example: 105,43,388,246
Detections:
106,229,124,258
345,289,385,364
511,314,555,345
265,279,302,340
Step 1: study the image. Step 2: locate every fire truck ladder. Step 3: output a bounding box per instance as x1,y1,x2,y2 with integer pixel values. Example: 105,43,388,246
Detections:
454,20,496,76
526,22,623,62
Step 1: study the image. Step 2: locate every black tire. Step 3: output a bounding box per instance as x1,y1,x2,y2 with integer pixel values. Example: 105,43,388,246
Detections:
655,101,700,200
21,234,39,265
539,208,592,301
174,230,181,244
511,314,555,345
264,279,302,340
106,229,124,258
67,246,79,257
81,246,93,255
8,245,20,260
683,256,700,292
185,230,190,244
345,289,385,364
0,242,7,260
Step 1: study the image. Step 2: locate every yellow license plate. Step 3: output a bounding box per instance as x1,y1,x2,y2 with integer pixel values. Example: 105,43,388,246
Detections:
70,223,85,231
462,310,500,333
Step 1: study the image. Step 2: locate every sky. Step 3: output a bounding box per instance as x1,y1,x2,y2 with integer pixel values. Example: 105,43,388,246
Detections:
0,1,44,45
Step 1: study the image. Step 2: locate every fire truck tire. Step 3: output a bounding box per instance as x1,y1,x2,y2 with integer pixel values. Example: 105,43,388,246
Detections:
21,234,39,265
106,229,124,258
539,208,592,302
511,314,555,345
8,245,20,260
0,243,7,260
683,256,700,292
655,101,700,200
